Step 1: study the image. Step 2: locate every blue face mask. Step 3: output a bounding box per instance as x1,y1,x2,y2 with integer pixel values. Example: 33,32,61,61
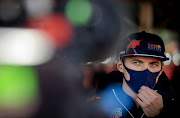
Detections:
121,63,160,93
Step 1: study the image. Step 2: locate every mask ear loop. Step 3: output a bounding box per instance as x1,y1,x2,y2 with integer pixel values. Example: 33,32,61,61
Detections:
121,62,127,79
153,65,163,91
152,68,162,90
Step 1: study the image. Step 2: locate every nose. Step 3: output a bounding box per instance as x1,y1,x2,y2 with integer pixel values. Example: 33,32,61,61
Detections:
143,63,150,70
143,63,150,71
144,63,156,72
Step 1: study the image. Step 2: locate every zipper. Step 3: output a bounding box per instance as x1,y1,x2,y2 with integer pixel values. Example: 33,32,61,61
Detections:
112,89,145,118
141,113,145,118
112,89,134,118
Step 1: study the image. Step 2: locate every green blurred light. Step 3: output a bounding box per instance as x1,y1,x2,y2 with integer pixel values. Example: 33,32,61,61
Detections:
0,65,38,107
65,0,93,26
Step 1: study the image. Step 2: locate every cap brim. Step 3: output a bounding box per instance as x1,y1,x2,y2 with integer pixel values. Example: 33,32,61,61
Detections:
121,54,169,61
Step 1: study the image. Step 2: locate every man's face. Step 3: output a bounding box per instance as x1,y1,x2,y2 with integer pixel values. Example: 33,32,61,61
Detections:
124,56,162,72
118,56,162,82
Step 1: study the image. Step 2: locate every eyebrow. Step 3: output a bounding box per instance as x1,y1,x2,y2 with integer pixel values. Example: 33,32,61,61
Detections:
130,59,160,64
150,61,160,64
130,59,143,62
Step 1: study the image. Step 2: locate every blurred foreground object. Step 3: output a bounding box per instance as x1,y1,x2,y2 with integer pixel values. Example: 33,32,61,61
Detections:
0,0,25,26
24,0,54,17
25,13,74,48
62,0,121,63
65,0,93,26
0,28,55,66
0,65,38,107
0,65,39,118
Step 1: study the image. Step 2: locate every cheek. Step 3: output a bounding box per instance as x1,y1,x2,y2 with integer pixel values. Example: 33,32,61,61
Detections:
123,68,130,81
149,67,161,73
126,63,144,71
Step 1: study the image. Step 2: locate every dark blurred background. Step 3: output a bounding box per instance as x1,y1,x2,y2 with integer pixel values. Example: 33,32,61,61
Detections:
0,0,179,118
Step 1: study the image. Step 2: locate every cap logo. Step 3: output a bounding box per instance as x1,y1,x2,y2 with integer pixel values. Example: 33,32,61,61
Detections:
148,43,161,52
126,38,142,54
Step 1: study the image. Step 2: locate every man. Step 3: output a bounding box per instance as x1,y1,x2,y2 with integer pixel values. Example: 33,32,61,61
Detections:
87,31,176,118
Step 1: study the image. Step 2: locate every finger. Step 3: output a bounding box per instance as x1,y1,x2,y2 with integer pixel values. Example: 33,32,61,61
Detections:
137,92,147,102
139,87,151,97
136,96,157,117
136,97,156,117
140,86,158,98
136,97,145,108
138,88,152,102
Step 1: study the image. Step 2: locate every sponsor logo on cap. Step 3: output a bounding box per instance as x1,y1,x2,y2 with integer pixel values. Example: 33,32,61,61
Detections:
148,43,161,52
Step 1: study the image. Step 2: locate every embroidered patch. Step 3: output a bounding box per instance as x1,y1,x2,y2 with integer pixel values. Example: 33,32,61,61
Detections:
112,108,122,118
148,43,161,52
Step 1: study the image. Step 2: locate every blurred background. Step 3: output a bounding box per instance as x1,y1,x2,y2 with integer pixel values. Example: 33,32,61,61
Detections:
0,0,179,118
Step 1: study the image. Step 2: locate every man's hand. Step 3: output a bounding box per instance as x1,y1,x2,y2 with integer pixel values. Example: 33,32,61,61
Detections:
136,86,163,117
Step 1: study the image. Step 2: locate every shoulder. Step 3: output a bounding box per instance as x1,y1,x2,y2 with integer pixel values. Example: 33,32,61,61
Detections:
86,95,101,103
156,71,176,105
106,71,123,79
156,71,173,92
97,71,123,91
87,71,123,103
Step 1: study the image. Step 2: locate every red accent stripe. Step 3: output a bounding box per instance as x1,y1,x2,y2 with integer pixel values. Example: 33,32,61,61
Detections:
121,54,134,57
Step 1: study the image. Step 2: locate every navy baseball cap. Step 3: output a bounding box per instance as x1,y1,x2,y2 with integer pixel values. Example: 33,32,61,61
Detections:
120,31,169,61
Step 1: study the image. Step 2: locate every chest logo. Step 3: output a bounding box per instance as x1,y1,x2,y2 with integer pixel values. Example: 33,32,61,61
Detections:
112,108,122,118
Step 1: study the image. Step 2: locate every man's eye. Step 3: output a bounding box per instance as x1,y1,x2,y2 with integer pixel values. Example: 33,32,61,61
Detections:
133,62,140,65
151,63,159,67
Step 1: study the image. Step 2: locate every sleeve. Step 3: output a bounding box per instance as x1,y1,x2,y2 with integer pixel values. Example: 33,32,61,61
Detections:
153,71,176,118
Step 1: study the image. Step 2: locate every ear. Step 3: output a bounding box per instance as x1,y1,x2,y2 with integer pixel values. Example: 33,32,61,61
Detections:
117,59,124,72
